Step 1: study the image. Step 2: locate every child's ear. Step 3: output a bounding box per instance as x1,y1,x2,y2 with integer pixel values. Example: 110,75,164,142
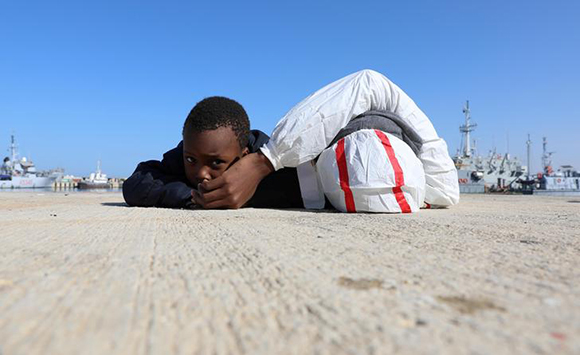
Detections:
242,147,249,157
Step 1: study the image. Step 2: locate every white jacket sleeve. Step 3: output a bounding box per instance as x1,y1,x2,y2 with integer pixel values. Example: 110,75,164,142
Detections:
260,69,460,206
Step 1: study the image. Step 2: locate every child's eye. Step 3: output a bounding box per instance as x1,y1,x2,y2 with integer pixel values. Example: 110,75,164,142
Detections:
186,157,196,164
211,159,225,167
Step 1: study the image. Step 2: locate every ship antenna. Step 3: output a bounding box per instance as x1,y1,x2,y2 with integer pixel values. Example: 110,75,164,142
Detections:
459,100,477,157
526,134,532,180
506,130,510,156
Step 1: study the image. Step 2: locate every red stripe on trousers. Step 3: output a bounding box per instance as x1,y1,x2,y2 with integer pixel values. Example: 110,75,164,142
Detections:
374,130,412,213
335,138,356,213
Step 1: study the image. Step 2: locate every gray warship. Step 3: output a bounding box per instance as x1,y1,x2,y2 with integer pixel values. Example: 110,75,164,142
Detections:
0,134,62,189
452,101,526,193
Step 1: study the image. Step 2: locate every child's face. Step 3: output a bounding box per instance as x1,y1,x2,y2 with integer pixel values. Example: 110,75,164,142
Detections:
182,126,248,187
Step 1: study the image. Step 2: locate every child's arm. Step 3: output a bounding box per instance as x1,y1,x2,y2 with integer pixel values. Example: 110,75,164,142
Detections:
193,156,304,209
122,142,194,208
259,69,459,207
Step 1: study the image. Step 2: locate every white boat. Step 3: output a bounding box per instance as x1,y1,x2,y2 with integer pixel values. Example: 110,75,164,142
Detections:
78,161,110,189
0,134,62,189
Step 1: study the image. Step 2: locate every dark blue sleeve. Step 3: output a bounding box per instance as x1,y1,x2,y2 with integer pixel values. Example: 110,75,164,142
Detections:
246,130,304,208
247,129,270,152
123,142,194,209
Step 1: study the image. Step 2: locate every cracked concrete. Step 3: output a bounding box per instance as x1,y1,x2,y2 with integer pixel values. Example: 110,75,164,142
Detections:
0,191,578,354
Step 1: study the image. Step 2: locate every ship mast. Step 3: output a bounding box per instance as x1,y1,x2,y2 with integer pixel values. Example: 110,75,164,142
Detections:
460,100,477,157
526,134,532,180
542,137,554,175
10,134,18,162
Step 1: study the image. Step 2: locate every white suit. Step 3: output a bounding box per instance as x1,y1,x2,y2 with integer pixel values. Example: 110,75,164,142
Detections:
260,69,459,212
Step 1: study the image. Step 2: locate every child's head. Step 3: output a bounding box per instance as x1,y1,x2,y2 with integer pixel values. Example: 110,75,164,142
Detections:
182,96,250,187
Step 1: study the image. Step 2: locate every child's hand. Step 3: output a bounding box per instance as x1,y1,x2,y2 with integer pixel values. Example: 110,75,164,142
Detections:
192,152,274,209
188,190,201,209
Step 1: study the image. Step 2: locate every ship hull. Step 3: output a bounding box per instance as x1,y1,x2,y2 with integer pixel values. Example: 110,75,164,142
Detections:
77,181,110,189
455,156,525,193
457,170,485,194
533,190,580,197
0,176,57,189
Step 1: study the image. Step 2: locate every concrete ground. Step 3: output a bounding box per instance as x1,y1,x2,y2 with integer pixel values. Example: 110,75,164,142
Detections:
0,191,578,355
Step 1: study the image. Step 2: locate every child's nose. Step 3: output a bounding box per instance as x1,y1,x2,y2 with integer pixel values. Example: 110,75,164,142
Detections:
195,166,212,182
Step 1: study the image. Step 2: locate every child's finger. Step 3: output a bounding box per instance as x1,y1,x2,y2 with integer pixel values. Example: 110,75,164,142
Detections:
200,176,224,192
196,178,210,193
198,187,229,204
193,189,229,209
191,190,201,206
192,190,216,208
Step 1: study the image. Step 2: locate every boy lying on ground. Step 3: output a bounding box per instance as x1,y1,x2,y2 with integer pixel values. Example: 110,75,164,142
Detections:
122,96,303,209
123,69,459,212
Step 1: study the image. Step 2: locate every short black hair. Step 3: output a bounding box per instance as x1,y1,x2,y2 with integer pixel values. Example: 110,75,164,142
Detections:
182,96,250,149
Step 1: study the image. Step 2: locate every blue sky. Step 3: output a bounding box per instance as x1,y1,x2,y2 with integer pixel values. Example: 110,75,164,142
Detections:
1,0,578,177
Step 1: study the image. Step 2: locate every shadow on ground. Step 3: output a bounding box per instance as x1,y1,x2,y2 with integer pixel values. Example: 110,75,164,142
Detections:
101,202,129,207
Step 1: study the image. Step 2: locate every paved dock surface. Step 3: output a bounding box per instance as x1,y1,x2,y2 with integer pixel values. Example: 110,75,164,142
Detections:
0,192,579,354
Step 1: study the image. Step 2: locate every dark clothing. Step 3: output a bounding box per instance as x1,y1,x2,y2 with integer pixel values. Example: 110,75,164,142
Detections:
122,130,303,209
